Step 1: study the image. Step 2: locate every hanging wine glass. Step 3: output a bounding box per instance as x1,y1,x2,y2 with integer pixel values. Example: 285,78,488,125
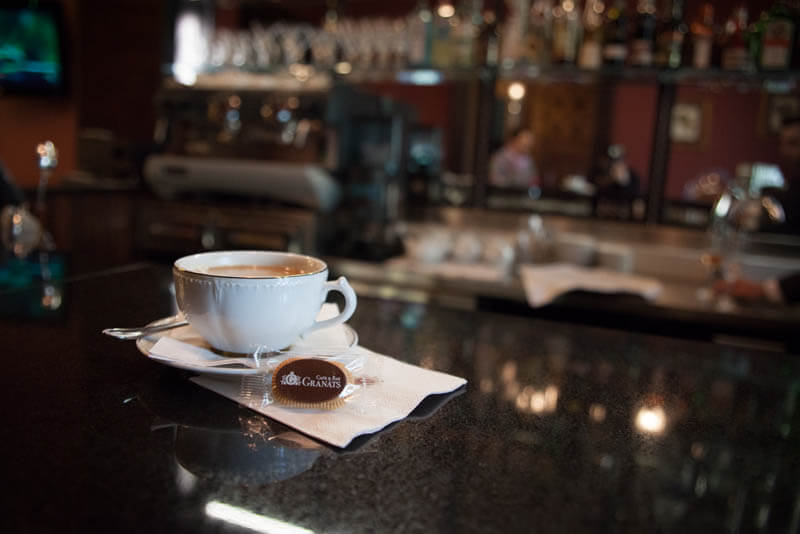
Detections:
310,28,336,68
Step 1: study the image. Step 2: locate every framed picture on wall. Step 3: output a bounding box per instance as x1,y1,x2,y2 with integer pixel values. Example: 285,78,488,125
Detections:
670,102,708,145
763,94,800,135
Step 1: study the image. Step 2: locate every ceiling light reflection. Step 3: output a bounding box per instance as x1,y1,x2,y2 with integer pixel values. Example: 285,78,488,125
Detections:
508,82,526,100
437,3,455,18
514,384,559,415
635,405,667,435
589,403,606,423
501,361,517,383
479,378,494,393
334,61,352,75
205,501,314,534
530,391,546,413
544,385,558,406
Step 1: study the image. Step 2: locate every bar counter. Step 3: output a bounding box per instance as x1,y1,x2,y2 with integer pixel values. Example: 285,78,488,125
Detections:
328,255,800,351
3,263,799,532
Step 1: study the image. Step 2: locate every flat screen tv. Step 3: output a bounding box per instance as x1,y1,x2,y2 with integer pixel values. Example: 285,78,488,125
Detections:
0,4,67,96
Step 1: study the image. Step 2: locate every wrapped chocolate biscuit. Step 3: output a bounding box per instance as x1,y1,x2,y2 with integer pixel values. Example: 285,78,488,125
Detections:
239,351,378,412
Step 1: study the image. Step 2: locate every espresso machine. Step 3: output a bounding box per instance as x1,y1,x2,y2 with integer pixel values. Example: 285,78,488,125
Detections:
141,81,413,260
322,85,413,260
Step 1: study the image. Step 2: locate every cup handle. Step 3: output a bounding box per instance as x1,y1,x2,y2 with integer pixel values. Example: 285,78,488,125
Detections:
303,276,357,336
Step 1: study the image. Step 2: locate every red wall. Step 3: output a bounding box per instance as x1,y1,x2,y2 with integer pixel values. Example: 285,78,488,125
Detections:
610,83,659,192
360,83,452,128
665,86,780,200
0,0,78,187
607,82,782,202
0,97,77,188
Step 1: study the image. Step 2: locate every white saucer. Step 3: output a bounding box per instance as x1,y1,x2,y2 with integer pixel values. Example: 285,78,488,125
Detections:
136,316,359,377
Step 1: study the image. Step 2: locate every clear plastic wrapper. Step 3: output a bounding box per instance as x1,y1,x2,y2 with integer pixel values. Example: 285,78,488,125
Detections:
238,349,381,412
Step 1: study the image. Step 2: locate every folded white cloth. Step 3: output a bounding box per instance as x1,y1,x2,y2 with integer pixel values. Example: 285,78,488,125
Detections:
519,263,663,308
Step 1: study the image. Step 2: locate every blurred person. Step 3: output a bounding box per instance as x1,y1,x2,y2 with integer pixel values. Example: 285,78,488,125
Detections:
760,115,800,234
590,144,640,201
714,275,800,305
715,117,800,303
489,127,539,189
589,144,640,219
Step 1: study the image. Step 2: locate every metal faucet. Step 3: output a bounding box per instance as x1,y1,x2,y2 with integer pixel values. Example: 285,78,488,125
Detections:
35,141,60,308
712,187,786,232
35,140,58,216
708,185,786,284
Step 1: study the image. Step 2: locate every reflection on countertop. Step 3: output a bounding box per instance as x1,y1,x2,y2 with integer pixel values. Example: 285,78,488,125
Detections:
348,297,800,533
137,373,465,491
0,253,67,320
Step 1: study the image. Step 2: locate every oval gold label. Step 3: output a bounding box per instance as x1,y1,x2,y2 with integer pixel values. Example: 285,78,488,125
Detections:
272,358,347,404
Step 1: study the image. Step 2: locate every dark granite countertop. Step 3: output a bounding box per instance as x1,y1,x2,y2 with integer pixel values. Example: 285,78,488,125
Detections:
1,264,799,533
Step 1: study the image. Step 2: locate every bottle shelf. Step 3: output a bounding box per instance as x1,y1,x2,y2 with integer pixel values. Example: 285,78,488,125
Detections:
498,64,800,89
161,61,800,91
498,63,661,84
659,68,800,89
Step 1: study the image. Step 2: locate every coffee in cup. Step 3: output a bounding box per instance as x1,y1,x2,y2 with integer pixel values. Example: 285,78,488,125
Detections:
203,264,307,277
173,250,357,353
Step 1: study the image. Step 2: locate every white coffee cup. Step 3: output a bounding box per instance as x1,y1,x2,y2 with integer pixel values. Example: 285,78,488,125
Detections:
173,250,357,353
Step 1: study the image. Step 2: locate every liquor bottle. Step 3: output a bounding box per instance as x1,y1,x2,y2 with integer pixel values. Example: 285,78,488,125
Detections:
654,0,687,69
498,0,528,66
721,6,751,71
431,3,456,68
453,0,482,67
602,0,629,66
759,1,796,70
527,0,553,66
578,0,604,69
408,1,434,67
630,0,657,67
478,9,499,66
552,0,582,64
689,3,714,69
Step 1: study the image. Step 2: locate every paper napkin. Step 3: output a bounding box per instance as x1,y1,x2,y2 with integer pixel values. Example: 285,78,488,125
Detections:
191,346,466,448
146,301,467,448
519,263,663,308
